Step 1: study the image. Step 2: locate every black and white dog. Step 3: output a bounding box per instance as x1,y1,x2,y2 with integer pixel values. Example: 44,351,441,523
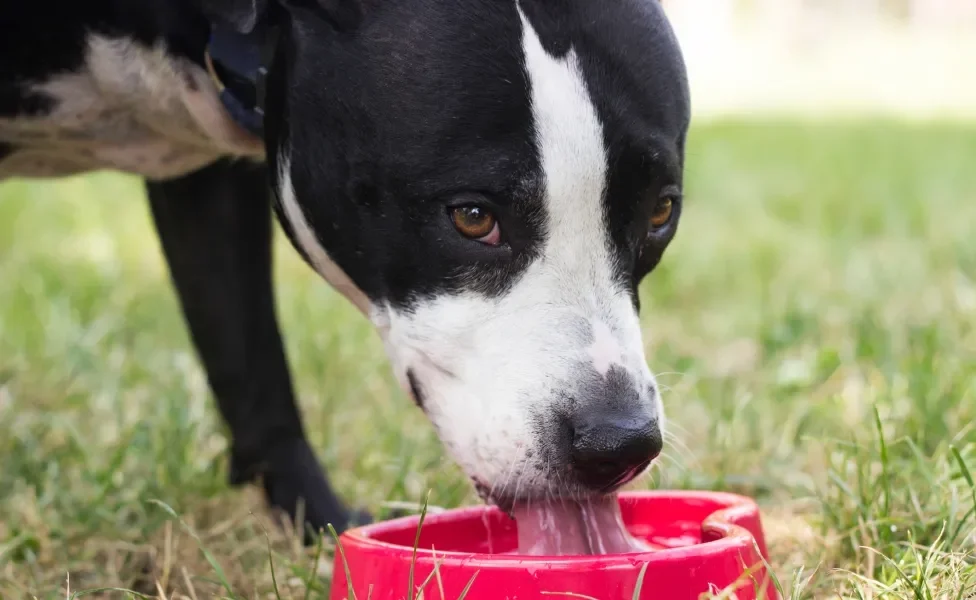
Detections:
1,0,690,542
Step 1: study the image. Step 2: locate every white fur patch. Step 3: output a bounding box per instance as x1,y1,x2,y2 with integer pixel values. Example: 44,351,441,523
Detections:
277,157,372,314
588,320,625,377
518,8,612,294
371,6,662,500
0,35,263,181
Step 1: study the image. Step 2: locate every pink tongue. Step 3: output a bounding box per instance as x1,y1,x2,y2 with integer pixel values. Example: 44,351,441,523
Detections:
513,495,649,555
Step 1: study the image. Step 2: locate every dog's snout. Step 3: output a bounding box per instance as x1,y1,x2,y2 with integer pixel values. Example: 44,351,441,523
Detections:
570,414,662,491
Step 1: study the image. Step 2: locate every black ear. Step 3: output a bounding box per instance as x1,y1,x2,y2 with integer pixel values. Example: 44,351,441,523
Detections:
198,0,270,33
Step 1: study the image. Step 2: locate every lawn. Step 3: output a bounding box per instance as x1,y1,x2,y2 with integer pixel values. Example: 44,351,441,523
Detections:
1,119,974,599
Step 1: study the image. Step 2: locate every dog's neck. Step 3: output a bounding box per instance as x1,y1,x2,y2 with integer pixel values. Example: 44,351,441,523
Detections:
0,3,268,181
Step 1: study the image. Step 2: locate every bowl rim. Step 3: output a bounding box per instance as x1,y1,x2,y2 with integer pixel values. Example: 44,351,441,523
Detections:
336,490,764,567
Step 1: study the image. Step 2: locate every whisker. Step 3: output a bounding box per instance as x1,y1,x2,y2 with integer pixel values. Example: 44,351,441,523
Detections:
490,444,527,502
663,420,691,436
506,449,528,499
651,371,688,381
659,450,694,473
663,425,694,448
550,462,571,502
510,451,532,505
662,433,696,463
655,382,676,393
543,457,553,505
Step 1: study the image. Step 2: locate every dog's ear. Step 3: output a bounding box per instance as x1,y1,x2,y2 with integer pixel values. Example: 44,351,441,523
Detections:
198,0,270,33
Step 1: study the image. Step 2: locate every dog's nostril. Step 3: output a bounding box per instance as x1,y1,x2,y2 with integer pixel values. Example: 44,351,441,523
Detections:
570,419,662,491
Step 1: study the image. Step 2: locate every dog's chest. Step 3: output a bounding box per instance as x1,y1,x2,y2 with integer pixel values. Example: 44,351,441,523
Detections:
0,35,264,181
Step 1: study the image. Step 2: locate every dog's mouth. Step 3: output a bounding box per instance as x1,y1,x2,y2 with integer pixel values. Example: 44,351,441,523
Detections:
512,494,649,555
473,467,650,556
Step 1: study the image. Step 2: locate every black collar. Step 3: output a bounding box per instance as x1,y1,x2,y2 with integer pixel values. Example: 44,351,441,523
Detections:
204,21,279,137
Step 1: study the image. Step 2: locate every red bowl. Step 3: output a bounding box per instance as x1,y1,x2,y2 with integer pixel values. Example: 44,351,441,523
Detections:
331,490,778,600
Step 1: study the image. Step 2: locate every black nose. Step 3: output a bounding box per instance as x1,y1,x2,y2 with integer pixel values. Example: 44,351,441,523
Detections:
570,415,662,491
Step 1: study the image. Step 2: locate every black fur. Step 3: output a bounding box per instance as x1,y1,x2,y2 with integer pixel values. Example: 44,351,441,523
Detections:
1,0,365,535
267,0,548,305
146,159,358,534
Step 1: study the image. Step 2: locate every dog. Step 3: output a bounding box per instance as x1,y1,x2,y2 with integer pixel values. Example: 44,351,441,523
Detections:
0,0,690,538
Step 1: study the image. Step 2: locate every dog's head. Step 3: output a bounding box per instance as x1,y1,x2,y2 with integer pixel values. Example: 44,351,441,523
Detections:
210,0,689,505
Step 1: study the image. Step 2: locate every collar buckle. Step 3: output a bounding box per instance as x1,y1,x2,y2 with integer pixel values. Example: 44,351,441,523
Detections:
205,22,280,137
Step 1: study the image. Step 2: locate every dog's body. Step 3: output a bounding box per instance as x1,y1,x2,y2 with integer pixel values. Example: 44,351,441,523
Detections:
1,0,690,537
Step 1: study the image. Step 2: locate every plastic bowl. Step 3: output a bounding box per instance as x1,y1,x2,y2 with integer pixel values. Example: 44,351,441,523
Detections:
330,490,778,600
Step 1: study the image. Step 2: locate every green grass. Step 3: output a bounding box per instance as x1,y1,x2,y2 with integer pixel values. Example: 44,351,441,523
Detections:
1,119,975,599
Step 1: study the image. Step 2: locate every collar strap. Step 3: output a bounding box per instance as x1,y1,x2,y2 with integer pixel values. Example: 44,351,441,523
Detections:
205,22,280,137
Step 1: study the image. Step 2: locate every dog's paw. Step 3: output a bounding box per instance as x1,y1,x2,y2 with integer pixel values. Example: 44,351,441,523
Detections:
258,438,371,540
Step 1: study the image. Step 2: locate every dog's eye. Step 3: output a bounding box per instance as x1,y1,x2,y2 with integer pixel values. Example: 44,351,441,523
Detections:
649,198,674,229
451,206,501,245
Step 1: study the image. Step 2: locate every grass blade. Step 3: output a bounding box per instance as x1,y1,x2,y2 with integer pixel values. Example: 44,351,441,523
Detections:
750,538,785,600
328,523,356,600
631,562,649,600
69,589,153,599
950,446,976,507
870,547,926,600
305,527,326,600
267,534,282,600
148,499,236,599
415,555,445,599
432,546,446,600
873,405,891,521
408,490,432,600
455,571,480,600
949,446,976,546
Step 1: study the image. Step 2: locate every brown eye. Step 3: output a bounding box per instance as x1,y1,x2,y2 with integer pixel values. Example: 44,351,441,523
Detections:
649,198,674,229
451,206,500,244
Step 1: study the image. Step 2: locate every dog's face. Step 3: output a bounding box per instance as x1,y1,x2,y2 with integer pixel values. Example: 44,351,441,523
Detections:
257,0,689,504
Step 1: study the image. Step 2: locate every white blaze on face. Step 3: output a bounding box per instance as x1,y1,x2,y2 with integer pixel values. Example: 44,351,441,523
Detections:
277,157,372,314
518,7,609,293
374,6,662,497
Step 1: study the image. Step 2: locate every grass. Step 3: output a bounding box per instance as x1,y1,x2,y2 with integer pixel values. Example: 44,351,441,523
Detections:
1,118,975,599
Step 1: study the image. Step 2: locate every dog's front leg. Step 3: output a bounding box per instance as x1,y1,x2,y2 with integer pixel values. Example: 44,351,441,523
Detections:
146,159,362,538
